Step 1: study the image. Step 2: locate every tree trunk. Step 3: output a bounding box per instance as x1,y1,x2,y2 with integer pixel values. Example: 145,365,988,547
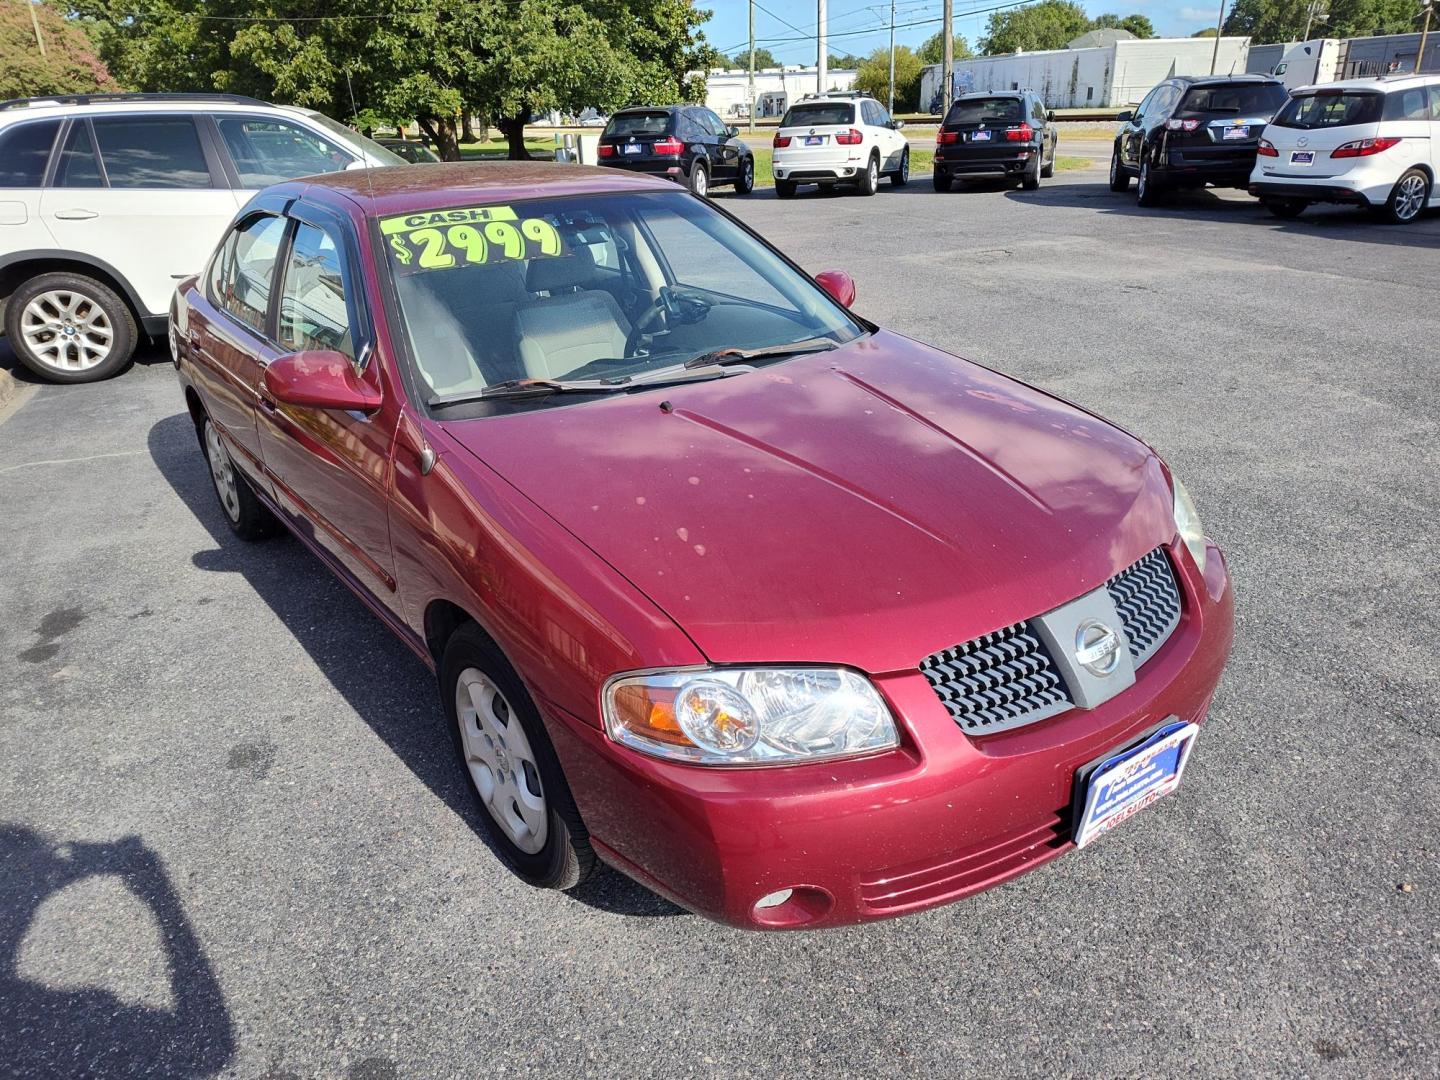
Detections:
497,113,531,160
418,116,462,161
460,111,478,144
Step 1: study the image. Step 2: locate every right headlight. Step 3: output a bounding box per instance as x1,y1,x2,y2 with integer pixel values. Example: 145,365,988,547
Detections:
1171,473,1207,575
602,667,899,766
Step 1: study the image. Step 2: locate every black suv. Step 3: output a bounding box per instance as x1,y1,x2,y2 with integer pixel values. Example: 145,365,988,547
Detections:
1110,75,1290,206
932,91,1058,192
598,105,755,198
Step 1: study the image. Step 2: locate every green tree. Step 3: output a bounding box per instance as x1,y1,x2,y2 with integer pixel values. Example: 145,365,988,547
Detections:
1192,26,1219,35
979,0,1092,54
730,46,777,68
2,0,118,99
916,31,974,64
1089,12,1156,36
853,44,923,111
827,52,866,68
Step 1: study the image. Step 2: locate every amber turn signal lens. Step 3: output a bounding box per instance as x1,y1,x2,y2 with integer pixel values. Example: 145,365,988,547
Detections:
609,683,694,747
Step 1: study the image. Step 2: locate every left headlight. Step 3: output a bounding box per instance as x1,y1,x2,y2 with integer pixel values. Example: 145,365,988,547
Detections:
603,667,899,766
1171,473,1207,575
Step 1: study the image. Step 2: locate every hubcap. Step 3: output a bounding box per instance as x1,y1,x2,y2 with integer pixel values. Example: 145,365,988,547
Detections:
1395,175,1425,220
455,669,548,854
204,422,241,522
20,290,113,372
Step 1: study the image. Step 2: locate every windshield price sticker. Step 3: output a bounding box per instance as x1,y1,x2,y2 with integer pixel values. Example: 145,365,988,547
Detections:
379,205,563,273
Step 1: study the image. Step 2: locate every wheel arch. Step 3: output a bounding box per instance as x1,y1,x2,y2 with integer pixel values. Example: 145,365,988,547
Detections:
424,598,499,666
0,251,151,336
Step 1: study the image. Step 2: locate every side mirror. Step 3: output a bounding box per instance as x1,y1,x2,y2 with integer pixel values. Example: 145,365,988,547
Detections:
264,350,382,412
1116,110,1134,122
726,124,740,138
814,269,856,308
893,119,906,130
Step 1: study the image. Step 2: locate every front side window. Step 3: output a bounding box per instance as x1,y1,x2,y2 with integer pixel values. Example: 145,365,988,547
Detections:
216,116,354,187
216,215,289,334
278,222,353,359
1272,92,1383,129
382,191,864,409
0,120,60,188
781,102,855,127
91,116,212,188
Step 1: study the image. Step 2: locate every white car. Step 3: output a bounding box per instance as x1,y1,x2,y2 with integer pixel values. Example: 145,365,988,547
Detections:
1249,75,1440,224
771,94,910,198
0,92,403,382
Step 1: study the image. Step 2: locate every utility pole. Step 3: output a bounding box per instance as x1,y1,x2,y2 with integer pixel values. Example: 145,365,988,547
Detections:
748,0,756,132
887,0,897,113
1210,0,1226,74
942,0,954,112
1418,0,1433,74
1301,0,1326,40
27,0,46,58
817,0,828,95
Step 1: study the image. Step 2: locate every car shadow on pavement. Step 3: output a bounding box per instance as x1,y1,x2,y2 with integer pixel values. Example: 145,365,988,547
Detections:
0,338,174,386
145,413,682,921
1007,177,1440,248
0,825,235,1079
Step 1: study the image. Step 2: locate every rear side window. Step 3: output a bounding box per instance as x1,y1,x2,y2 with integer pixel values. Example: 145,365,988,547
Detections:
1385,87,1431,121
214,215,289,334
605,111,672,137
1176,83,1289,116
278,222,353,360
0,120,60,187
216,117,353,187
92,116,212,188
945,98,1023,124
1273,92,1382,129
782,102,855,126
54,123,103,187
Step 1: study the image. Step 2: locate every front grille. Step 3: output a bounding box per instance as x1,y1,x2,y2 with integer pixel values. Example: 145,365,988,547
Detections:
1106,547,1182,664
919,621,1072,734
920,547,1184,736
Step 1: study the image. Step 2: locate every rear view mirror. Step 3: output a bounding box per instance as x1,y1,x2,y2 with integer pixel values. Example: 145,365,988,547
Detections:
814,269,856,308
1116,110,1134,122
264,351,382,413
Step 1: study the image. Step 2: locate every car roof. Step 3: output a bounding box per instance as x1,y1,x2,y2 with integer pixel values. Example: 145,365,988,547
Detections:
956,91,1024,99
289,161,675,218
0,94,313,124
1172,74,1282,87
612,105,683,114
1294,73,1440,93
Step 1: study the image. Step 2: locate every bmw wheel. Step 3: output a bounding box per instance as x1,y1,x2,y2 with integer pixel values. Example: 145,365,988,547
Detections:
857,153,879,196
5,272,136,384
890,148,909,187
735,155,755,194
689,161,709,198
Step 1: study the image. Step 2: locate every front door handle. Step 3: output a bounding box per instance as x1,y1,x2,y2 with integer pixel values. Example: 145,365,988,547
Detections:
53,209,98,220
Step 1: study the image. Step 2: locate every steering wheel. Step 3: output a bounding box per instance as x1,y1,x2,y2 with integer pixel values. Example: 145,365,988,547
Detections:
624,287,716,358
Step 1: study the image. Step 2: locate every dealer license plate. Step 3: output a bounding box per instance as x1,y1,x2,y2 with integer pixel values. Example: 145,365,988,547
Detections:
1222,124,1250,140
1073,720,1199,848
971,130,992,142
805,135,825,146
622,143,642,155
1290,151,1314,166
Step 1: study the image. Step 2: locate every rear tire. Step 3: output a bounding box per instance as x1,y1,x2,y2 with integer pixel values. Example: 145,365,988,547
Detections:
1136,157,1164,207
1108,148,1130,192
1021,153,1041,191
201,417,280,541
441,623,595,891
1380,168,1429,224
5,272,137,384
1263,197,1307,220
734,155,755,194
890,148,909,187
775,178,797,198
932,169,952,192
857,153,879,196
688,161,709,198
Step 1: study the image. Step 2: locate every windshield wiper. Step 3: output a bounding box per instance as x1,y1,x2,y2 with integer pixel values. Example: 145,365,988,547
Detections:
681,337,838,369
429,378,623,407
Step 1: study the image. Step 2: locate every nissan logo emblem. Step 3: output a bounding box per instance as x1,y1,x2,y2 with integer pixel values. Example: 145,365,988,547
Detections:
1075,619,1123,677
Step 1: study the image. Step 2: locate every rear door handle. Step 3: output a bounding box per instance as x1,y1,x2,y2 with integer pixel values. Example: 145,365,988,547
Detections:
53,209,98,220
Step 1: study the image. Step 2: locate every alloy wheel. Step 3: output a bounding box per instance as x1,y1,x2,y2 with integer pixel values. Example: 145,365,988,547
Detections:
1394,174,1426,221
693,166,708,197
19,290,113,373
1110,154,1118,185
455,668,549,854
869,159,879,188
900,151,909,183
204,422,242,523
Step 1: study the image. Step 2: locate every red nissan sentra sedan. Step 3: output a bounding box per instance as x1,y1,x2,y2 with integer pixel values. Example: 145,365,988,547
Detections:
171,163,1233,930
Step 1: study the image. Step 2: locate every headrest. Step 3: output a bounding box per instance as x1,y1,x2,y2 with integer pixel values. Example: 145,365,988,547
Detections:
526,245,597,294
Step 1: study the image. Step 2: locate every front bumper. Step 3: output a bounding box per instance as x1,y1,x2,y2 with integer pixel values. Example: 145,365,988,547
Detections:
546,539,1235,930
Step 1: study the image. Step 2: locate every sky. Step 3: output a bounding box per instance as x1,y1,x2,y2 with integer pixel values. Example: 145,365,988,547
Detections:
698,0,1220,65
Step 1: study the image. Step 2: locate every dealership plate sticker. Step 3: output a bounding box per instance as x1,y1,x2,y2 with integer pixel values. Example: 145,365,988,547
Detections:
1074,721,1199,848
971,130,992,141
379,205,564,274
804,135,825,146
1290,151,1314,165
1223,124,1250,140
622,143,642,154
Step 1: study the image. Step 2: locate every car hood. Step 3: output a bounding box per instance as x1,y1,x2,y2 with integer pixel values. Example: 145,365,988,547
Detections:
440,331,1175,672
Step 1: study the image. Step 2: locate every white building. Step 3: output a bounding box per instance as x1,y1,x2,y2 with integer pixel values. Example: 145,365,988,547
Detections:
919,36,1251,112
700,67,859,119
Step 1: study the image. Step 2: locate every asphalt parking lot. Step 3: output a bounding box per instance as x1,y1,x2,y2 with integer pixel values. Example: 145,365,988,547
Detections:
2,163,1437,1079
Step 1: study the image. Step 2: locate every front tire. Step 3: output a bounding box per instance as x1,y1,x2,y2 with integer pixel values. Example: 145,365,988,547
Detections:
201,418,280,541
5,272,136,384
688,160,709,198
857,153,879,196
1380,168,1429,224
890,148,909,187
441,623,595,890
1109,148,1130,192
734,155,755,194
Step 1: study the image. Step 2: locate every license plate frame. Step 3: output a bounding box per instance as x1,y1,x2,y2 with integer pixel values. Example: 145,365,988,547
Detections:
1290,150,1314,166
804,135,825,146
1071,718,1199,848
621,143,642,155
1222,124,1251,140
971,130,993,142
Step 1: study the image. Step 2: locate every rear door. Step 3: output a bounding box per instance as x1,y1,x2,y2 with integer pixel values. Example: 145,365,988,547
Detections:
0,119,62,258
696,108,739,180
868,100,905,171
1429,84,1440,186
38,114,241,318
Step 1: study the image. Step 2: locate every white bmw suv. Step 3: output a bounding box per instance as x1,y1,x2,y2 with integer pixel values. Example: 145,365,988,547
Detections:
0,92,402,382
1249,75,1440,224
771,93,910,198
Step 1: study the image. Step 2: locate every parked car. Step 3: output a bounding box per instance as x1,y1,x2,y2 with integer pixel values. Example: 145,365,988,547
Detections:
1249,75,1440,224
377,137,441,163
1109,75,1290,206
0,92,402,383
597,105,754,197
932,91,1058,191
171,162,1234,930
771,94,909,197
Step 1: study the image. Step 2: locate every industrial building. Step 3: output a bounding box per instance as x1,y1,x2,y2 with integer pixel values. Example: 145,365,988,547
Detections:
918,34,1252,112
701,66,859,120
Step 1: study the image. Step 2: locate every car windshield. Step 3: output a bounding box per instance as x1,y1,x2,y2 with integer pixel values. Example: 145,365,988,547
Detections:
603,112,672,137
945,98,1022,123
1175,83,1289,116
382,190,865,412
781,103,855,126
1271,91,1383,128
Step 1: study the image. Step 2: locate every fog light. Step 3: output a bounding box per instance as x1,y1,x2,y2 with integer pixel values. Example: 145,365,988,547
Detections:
750,885,834,928
755,889,792,909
